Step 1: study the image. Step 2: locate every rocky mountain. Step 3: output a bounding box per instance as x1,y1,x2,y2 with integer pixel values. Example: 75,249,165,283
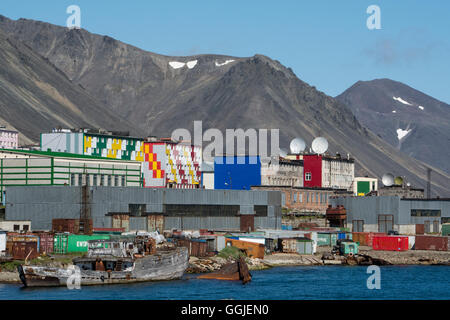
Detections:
337,79,450,174
0,27,142,145
0,15,449,196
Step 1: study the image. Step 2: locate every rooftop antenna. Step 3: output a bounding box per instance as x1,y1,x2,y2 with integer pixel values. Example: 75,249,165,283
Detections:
311,137,328,154
382,173,394,187
289,138,306,154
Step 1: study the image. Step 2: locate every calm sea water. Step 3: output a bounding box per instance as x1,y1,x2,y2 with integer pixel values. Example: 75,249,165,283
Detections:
1,265,449,300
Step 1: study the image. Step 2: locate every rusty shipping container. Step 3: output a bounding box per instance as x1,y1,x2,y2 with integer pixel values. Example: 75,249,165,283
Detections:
11,241,39,260
278,238,297,253
352,232,386,246
33,232,54,254
414,235,448,251
225,238,264,259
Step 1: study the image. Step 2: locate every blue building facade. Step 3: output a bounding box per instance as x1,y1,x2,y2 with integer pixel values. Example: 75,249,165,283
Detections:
214,156,261,190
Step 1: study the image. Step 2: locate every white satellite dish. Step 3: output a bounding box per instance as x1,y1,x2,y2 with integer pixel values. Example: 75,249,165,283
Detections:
311,137,328,154
279,148,288,158
289,138,306,154
382,173,395,187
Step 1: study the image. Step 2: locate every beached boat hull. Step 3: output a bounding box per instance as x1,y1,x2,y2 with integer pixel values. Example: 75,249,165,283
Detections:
18,248,189,287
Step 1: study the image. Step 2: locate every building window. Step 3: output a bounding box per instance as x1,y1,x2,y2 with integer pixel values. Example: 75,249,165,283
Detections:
86,174,90,186
78,174,82,186
70,174,75,186
352,220,364,232
316,193,319,203
298,193,302,203
122,176,126,186
424,221,431,233
108,175,112,186
306,193,309,203
23,225,29,232
100,174,105,186
14,224,20,232
293,193,297,203
305,172,312,181
433,221,439,233
114,175,119,186
93,174,98,186
378,215,394,233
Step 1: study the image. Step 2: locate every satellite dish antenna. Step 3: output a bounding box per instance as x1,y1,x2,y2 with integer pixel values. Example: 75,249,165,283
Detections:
382,173,394,187
279,148,288,158
311,137,328,154
394,176,404,186
289,138,306,154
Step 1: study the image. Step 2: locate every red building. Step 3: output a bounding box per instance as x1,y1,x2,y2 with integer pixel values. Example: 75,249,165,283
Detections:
303,154,323,188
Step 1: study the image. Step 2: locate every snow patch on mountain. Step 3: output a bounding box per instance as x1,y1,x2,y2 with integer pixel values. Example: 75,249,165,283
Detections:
419,106,424,110
215,60,235,67
397,128,411,140
186,60,198,69
392,110,397,113
393,96,412,105
169,61,185,69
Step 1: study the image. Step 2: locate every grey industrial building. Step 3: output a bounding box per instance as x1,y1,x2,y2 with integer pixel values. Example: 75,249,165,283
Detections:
4,186,282,231
330,196,450,234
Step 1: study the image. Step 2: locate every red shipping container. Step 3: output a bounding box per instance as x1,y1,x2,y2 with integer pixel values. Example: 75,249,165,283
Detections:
372,236,409,251
414,235,448,251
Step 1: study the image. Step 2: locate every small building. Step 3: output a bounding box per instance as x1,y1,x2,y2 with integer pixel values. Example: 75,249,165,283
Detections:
0,128,19,150
330,196,450,234
261,159,303,187
214,156,261,190
0,220,31,232
353,177,378,196
251,185,349,215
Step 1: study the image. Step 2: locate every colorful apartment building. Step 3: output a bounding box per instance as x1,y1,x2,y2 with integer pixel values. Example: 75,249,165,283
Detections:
40,130,201,189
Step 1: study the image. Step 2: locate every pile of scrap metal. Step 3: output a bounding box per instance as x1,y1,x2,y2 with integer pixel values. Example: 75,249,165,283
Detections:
198,257,252,284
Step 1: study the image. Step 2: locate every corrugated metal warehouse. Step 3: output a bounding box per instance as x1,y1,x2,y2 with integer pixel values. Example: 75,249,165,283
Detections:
4,186,282,231
330,196,450,234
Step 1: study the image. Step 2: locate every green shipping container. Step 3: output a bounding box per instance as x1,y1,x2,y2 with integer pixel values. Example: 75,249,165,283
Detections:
317,233,338,246
54,233,69,254
67,235,110,253
442,224,450,236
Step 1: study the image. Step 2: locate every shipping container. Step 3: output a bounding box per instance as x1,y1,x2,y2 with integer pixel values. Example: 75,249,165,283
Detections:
238,236,266,245
225,238,264,259
352,232,386,246
340,242,359,255
11,241,39,260
67,235,111,253
317,232,338,246
442,224,450,236
147,215,164,233
278,238,297,253
414,235,448,251
372,236,409,251
33,232,54,254
296,238,314,255
53,233,69,254
216,236,226,252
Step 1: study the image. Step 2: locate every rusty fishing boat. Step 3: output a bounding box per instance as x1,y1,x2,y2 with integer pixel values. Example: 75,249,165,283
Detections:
17,235,189,287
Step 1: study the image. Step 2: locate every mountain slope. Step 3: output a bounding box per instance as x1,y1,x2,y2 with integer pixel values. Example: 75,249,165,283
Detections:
1,16,449,196
336,79,450,174
0,27,143,144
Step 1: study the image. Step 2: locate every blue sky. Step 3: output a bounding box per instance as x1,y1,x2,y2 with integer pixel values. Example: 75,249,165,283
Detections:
1,0,449,103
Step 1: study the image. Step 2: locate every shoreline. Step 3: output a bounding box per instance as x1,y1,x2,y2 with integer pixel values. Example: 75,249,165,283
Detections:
1,247,449,284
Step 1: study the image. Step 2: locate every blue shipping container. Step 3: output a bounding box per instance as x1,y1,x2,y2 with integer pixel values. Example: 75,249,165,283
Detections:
214,156,261,190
